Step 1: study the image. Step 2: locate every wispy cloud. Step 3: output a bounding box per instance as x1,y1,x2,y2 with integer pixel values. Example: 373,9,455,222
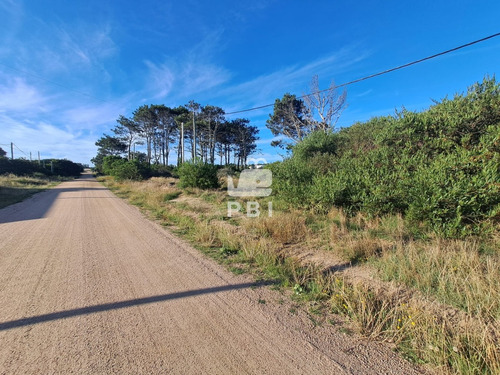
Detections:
0,75,48,113
0,13,118,88
0,69,128,163
0,0,23,16
217,46,371,115
144,60,175,99
1,114,97,162
144,58,231,101
0,13,123,164
356,89,374,97
143,30,231,101
254,135,285,146
61,100,128,129
53,24,118,69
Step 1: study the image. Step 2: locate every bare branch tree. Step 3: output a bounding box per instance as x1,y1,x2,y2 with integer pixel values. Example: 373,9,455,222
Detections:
303,75,347,132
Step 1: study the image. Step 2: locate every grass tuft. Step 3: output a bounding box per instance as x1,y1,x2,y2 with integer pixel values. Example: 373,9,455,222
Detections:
0,174,62,208
99,176,500,374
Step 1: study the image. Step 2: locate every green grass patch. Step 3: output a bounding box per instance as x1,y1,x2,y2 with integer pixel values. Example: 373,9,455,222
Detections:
164,191,182,201
0,174,61,209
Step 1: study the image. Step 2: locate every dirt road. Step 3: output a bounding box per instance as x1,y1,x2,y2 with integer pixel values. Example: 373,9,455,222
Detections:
0,172,423,374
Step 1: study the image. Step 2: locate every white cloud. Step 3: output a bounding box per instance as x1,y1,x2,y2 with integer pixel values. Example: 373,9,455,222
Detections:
0,0,22,17
0,72,128,164
254,135,285,146
144,60,175,99
249,150,285,164
181,62,230,95
356,89,374,97
143,30,231,101
216,47,370,114
144,58,231,101
0,76,48,113
1,17,118,85
54,24,118,69
61,100,128,129
1,114,97,164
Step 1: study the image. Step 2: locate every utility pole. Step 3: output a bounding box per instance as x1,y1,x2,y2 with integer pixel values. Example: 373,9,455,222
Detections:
30,151,32,162
10,142,14,160
192,109,196,161
163,123,167,166
38,151,41,164
181,122,185,163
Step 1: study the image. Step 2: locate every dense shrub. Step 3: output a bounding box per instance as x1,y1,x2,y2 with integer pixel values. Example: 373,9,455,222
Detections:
270,76,500,237
102,156,150,181
267,158,316,207
49,159,84,177
177,161,220,189
0,157,83,177
217,164,240,179
150,164,173,177
292,130,338,160
0,158,47,176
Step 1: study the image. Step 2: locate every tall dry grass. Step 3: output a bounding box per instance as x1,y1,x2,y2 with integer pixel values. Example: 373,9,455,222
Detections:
100,177,500,374
328,278,499,374
373,239,500,322
245,212,309,244
0,174,59,208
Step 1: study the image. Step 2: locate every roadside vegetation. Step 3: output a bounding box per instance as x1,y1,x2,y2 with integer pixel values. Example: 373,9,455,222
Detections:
0,155,84,208
0,174,60,209
97,77,500,374
92,102,259,176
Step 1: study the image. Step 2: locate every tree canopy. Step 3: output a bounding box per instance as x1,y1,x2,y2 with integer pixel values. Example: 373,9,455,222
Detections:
93,102,259,173
266,76,347,148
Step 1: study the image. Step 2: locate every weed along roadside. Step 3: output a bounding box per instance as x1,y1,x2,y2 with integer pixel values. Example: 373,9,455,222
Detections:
99,173,499,375
0,159,85,209
95,77,500,375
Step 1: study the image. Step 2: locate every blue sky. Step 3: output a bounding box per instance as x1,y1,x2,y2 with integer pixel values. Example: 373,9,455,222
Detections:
1,0,499,165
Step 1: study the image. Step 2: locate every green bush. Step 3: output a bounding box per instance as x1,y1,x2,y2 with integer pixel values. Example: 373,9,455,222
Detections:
267,158,316,207
102,156,150,181
113,160,145,181
0,158,47,176
150,164,173,177
270,76,500,237
0,157,83,177
292,130,338,160
49,159,84,177
177,161,219,189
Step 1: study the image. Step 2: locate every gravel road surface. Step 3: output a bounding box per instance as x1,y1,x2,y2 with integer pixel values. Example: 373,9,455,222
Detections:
0,172,425,374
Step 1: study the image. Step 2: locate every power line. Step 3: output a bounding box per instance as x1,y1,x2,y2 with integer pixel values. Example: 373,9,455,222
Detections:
13,143,29,157
225,32,500,115
1,32,498,116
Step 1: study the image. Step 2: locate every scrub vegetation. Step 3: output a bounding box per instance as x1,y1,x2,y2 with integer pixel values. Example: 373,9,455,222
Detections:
99,77,500,374
0,156,84,208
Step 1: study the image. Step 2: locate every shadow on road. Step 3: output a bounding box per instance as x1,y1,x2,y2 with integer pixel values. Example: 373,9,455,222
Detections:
0,173,108,224
0,281,276,331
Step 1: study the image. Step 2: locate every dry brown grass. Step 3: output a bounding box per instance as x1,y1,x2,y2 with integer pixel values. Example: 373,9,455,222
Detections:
327,209,394,262
328,277,499,374
245,211,309,244
100,176,500,374
192,221,224,248
0,174,60,209
374,239,500,322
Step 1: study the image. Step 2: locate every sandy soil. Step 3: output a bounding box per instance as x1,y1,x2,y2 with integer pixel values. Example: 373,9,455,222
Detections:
0,172,425,374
